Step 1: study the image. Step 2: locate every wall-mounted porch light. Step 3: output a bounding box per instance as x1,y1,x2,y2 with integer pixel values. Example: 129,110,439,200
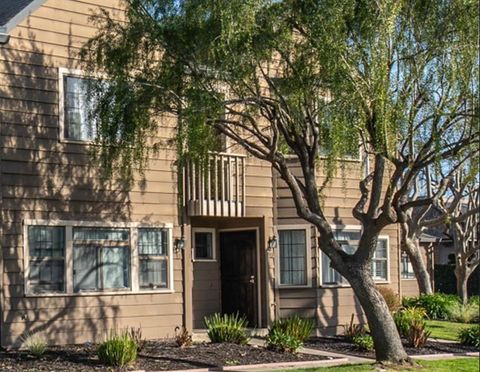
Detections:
267,235,277,251
174,237,186,252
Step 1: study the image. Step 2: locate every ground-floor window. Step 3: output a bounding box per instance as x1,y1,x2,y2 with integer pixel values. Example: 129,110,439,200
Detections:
277,226,311,287
24,220,173,295
321,227,389,285
192,228,216,261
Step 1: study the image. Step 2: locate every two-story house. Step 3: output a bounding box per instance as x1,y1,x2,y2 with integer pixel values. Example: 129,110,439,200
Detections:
0,0,416,347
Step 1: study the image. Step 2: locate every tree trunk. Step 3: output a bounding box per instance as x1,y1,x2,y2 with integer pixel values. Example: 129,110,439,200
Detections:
343,265,410,364
455,266,470,305
404,239,433,294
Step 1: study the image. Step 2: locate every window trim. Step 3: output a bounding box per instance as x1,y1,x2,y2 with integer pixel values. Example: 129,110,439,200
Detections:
276,225,312,289
58,67,97,144
23,219,174,297
319,225,390,287
192,228,216,262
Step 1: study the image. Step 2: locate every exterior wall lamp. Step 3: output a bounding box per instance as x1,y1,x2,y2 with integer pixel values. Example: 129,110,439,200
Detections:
267,235,277,251
174,237,185,252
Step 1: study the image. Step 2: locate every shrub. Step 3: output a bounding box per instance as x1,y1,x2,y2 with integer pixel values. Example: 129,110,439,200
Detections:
402,293,458,320
458,325,480,347
407,319,430,348
447,302,480,323
468,296,480,306
343,314,366,341
175,326,193,347
266,327,303,353
97,330,138,367
352,335,374,352
394,307,427,337
377,286,401,312
204,313,250,345
21,332,47,357
129,327,146,352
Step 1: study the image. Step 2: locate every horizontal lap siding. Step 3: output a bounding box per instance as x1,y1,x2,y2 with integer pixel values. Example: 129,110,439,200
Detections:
275,159,401,336
0,0,183,347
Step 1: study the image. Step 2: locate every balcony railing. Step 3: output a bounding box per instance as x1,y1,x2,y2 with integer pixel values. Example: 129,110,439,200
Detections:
183,152,246,217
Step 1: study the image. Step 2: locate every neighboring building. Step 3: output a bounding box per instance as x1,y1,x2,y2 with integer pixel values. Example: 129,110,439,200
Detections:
1,0,407,347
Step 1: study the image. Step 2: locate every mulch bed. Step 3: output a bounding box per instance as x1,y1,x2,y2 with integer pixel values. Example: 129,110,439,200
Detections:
305,336,479,359
0,340,333,371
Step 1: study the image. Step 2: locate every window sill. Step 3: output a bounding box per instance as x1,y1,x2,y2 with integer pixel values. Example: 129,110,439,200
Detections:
400,278,417,281
59,138,96,145
319,283,351,288
25,289,175,297
277,284,311,289
192,259,217,263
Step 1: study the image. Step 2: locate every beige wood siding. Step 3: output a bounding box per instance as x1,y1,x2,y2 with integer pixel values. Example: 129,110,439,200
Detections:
0,0,185,347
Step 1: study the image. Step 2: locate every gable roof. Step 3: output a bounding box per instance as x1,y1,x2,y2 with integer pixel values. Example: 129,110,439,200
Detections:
0,0,46,33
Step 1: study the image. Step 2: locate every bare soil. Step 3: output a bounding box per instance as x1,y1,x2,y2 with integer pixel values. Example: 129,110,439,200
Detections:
305,336,479,359
0,340,333,371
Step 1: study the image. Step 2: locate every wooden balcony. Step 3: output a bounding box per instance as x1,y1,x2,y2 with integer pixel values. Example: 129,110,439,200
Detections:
184,153,246,217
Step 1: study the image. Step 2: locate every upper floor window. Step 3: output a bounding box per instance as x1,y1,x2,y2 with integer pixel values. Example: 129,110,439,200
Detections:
321,228,389,285
401,252,415,279
59,68,97,142
278,227,311,287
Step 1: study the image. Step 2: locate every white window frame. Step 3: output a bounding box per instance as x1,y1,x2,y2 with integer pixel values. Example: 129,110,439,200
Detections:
276,225,312,288
192,228,216,262
319,225,390,287
59,67,98,144
23,219,174,297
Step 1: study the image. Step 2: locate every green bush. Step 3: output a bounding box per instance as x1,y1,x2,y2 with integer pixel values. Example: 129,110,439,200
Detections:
468,296,480,305
352,335,374,352
21,332,47,357
394,307,427,337
458,325,480,347
343,314,366,341
402,293,458,320
97,331,138,367
447,302,480,323
407,319,431,348
204,313,250,345
266,328,303,353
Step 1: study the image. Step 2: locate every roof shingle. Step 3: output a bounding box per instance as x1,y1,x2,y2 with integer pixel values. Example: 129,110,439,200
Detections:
0,0,36,27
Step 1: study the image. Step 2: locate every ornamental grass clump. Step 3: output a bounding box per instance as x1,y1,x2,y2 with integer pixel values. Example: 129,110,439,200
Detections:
407,319,431,348
447,302,480,323
394,307,427,337
21,332,47,357
204,313,250,345
266,316,314,353
97,330,138,367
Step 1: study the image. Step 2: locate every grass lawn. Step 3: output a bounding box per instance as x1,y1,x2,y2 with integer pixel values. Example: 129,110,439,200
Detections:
291,357,479,371
426,320,473,341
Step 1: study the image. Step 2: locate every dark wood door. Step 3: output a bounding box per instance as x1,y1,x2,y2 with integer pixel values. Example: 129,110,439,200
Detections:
220,230,257,327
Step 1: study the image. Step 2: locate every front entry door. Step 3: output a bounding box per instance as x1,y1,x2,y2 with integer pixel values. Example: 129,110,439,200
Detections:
220,230,257,327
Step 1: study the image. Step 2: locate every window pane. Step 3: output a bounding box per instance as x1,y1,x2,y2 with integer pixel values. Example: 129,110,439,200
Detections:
279,230,307,285
102,247,129,289
139,260,167,289
73,228,129,241
401,255,415,279
28,226,64,258
138,229,167,255
374,239,388,258
29,260,64,293
73,245,98,292
64,76,96,141
194,232,214,260
372,260,387,280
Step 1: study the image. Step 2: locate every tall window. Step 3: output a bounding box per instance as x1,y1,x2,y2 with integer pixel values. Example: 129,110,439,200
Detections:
321,229,389,285
138,229,169,289
278,229,309,286
27,226,65,293
73,228,130,292
61,71,97,141
401,252,415,279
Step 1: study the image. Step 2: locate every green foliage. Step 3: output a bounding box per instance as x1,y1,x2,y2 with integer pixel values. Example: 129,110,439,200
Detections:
447,302,480,324
97,331,138,367
407,320,431,348
394,307,427,337
468,296,480,306
352,335,375,352
266,327,303,353
21,332,47,357
204,313,250,345
402,294,459,320
377,287,401,313
343,314,366,341
458,324,480,347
